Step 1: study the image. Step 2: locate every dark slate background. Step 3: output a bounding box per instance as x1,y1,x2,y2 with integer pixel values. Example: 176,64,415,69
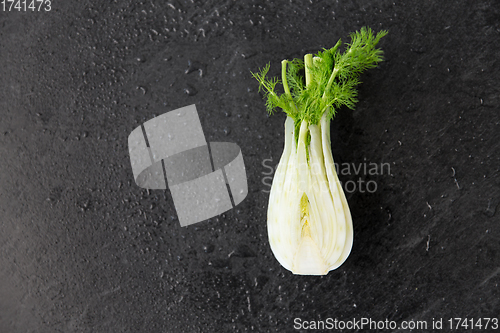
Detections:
1,1,499,332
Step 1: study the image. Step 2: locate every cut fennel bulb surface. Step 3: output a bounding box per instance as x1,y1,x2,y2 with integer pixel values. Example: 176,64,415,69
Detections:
267,114,353,275
252,27,386,275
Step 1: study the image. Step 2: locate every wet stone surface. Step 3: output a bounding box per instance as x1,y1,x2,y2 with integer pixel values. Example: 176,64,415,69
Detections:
1,0,500,332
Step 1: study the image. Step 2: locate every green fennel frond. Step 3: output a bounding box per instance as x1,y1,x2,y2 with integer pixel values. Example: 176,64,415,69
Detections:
286,58,305,99
252,27,387,133
251,63,289,115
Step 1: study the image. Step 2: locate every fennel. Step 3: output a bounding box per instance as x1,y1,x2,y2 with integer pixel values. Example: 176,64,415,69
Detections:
252,27,387,275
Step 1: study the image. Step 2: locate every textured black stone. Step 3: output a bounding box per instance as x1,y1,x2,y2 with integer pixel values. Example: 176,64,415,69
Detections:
1,1,499,332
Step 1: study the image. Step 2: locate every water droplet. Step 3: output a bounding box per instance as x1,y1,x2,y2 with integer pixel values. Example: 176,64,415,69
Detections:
136,86,147,95
484,198,499,217
202,244,214,253
184,84,197,96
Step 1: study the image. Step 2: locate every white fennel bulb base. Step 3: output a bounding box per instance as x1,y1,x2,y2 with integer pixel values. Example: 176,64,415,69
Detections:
267,113,353,275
